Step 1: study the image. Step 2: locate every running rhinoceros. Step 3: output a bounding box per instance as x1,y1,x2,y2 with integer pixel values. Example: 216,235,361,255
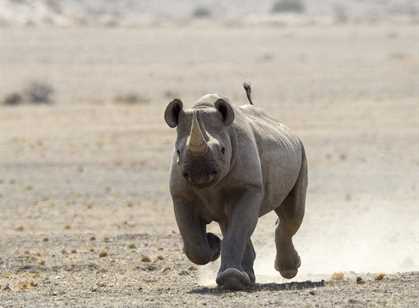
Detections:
164,83,307,290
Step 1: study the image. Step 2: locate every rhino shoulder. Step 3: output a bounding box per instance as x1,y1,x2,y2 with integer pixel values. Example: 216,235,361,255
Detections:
236,104,302,154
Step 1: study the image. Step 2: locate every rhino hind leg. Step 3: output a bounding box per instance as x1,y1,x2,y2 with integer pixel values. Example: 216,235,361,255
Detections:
274,150,307,279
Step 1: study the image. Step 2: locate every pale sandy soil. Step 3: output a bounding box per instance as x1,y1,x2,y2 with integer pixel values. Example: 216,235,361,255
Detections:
0,24,418,307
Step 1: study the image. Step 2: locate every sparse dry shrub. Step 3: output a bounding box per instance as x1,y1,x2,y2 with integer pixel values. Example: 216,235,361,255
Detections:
192,7,212,18
45,0,62,14
271,0,305,14
24,81,54,104
114,92,149,105
2,92,23,106
333,4,348,24
2,81,55,106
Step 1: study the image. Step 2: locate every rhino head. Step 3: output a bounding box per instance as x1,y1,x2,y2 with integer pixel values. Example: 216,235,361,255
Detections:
164,94,235,188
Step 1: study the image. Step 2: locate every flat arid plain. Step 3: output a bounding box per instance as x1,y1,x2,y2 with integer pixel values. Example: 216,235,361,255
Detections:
0,23,418,307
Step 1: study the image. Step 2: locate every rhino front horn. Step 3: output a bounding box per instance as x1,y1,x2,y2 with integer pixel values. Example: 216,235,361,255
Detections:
187,112,208,154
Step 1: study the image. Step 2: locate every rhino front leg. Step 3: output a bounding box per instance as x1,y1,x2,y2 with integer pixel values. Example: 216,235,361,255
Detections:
219,224,256,284
216,189,262,290
242,240,256,283
174,199,221,265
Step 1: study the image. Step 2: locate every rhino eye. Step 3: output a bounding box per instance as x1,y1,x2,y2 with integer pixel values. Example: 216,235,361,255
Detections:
221,147,226,155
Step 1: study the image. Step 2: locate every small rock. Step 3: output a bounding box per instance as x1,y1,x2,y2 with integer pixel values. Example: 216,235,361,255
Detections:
90,236,96,241
161,267,171,273
145,265,157,271
64,225,71,230
309,290,316,295
16,226,24,232
3,283,11,291
141,256,151,262
178,270,189,276
356,276,365,284
156,255,164,260
98,251,108,258
128,243,136,249
188,265,197,271
17,282,29,290
375,273,385,281
43,237,49,242
71,249,77,254
97,282,106,287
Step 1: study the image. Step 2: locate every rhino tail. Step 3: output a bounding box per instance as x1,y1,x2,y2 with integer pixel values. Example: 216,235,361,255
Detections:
242,82,254,105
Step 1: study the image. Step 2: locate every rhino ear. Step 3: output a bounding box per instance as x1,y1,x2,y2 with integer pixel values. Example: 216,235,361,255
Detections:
215,98,234,126
164,99,183,128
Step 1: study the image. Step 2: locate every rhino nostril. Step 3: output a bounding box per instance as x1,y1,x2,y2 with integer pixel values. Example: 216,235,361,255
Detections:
182,171,190,179
209,170,218,177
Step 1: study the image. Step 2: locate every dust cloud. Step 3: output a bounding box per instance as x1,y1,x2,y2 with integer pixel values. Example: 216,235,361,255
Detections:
199,196,418,286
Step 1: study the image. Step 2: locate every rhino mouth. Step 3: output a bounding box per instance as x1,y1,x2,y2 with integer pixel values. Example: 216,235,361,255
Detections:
182,169,218,188
190,175,217,189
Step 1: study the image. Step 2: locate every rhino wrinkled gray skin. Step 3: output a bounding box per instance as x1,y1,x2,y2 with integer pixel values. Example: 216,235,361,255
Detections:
164,84,307,290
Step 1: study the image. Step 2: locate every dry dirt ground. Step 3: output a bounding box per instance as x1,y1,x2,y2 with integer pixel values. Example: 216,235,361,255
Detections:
0,23,418,307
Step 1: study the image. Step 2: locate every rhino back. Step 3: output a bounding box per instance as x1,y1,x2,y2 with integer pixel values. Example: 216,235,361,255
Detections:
238,105,303,215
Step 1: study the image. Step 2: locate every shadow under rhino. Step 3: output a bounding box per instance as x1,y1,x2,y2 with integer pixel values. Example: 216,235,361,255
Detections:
189,280,325,294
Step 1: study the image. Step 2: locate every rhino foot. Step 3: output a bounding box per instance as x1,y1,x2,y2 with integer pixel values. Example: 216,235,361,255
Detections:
216,268,252,290
245,267,255,284
274,247,301,279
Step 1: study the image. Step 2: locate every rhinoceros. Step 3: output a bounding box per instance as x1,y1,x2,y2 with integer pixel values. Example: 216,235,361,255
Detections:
164,83,307,290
